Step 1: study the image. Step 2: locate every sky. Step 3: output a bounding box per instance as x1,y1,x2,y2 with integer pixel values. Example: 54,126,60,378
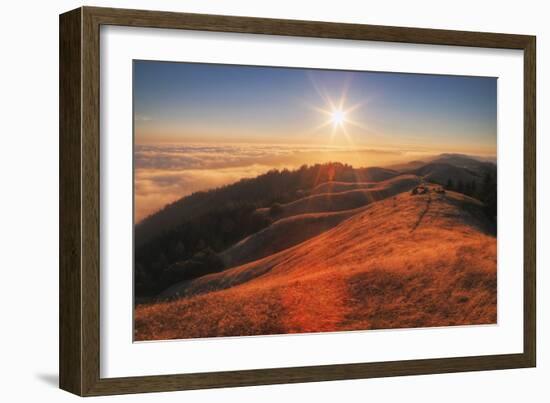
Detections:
134,60,496,154
133,60,497,222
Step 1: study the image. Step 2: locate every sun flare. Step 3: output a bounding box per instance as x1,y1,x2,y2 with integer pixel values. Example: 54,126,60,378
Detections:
331,109,346,126
304,76,373,143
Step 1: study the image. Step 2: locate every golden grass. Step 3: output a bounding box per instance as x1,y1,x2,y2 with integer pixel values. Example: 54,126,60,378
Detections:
135,189,496,341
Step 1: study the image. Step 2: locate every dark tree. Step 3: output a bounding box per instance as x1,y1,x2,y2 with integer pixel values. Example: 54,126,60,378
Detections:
480,171,497,222
470,181,477,196
269,202,284,217
456,180,465,194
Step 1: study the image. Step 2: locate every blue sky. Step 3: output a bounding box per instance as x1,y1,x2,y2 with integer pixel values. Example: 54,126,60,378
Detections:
134,60,497,155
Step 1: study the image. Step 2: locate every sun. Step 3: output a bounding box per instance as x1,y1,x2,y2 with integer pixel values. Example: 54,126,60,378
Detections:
331,109,346,127
305,79,367,139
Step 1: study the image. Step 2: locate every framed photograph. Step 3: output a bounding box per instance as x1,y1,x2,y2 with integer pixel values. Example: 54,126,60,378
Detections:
59,6,536,396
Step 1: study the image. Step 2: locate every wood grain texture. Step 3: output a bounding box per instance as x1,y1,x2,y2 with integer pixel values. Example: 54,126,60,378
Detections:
59,8,82,396
523,38,536,367
59,6,537,396
81,6,102,396
85,6,531,49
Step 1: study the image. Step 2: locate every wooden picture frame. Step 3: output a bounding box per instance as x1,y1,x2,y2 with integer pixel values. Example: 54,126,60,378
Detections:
59,6,536,396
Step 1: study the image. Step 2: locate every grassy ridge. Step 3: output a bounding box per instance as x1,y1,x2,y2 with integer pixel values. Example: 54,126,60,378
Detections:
135,188,496,340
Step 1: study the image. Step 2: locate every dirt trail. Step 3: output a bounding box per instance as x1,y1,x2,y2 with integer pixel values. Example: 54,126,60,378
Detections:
411,194,432,232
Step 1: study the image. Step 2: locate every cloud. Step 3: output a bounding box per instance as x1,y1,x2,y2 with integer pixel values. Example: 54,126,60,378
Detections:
135,164,276,222
133,143,408,222
134,144,404,170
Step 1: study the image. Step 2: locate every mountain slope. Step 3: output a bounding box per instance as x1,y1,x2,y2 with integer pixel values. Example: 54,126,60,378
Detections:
386,160,428,172
257,174,420,219
409,162,482,185
222,174,420,267
220,207,366,269
433,153,496,169
405,154,496,186
353,166,400,181
309,181,377,195
135,156,493,248
136,187,496,340
135,163,367,247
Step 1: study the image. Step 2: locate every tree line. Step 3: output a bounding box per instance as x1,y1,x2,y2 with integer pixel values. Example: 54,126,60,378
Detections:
444,171,497,222
135,162,361,300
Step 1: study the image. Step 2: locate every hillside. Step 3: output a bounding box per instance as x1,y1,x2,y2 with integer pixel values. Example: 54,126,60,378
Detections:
220,208,366,269
434,153,497,169
221,175,420,268
136,186,497,340
388,154,495,174
135,164,399,247
386,160,428,172
353,166,399,181
409,162,481,185
134,155,496,301
257,174,420,219
309,181,377,195
405,154,496,187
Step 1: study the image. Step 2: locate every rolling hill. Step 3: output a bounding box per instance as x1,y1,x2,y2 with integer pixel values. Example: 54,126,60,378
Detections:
309,181,377,195
222,175,420,268
135,164,399,247
134,154,496,305
386,160,428,172
136,186,497,340
409,162,481,185
405,154,496,186
353,166,399,181
256,174,420,219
